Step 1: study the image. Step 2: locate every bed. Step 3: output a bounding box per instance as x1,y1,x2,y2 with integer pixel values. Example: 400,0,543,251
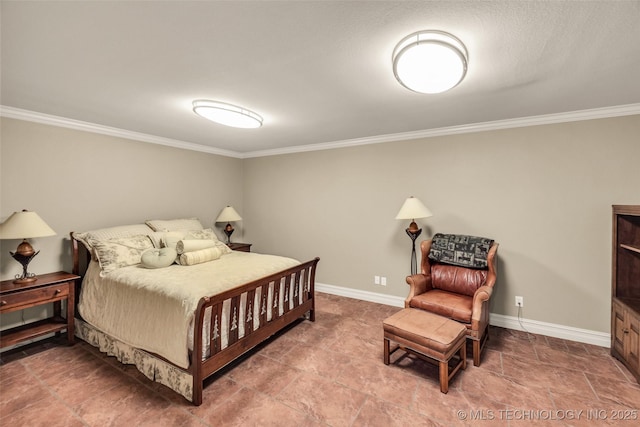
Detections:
70,218,319,405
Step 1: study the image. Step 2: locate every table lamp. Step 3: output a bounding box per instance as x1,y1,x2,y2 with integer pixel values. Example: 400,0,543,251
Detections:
395,197,433,275
215,206,242,244
0,209,57,284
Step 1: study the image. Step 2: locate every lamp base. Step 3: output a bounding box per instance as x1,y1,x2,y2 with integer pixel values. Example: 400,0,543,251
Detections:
405,227,423,275
223,223,235,244
10,248,39,285
13,276,38,285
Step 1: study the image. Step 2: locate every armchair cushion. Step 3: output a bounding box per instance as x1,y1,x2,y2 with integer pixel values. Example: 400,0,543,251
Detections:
431,264,488,296
409,290,472,324
428,233,494,269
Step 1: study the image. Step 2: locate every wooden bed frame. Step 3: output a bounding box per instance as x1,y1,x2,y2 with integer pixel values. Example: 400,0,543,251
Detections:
71,232,319,405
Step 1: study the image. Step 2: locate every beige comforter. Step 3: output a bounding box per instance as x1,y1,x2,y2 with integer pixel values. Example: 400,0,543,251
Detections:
78,251,300,369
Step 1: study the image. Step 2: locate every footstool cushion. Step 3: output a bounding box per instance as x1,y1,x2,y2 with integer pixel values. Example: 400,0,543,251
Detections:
383,308,467,393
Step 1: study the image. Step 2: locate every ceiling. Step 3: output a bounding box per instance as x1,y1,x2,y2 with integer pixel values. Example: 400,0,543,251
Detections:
2,1,640,157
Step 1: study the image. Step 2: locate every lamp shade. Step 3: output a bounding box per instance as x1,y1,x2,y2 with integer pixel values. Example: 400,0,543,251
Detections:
0,210,56,239
215,206,242,223
395,197,433,220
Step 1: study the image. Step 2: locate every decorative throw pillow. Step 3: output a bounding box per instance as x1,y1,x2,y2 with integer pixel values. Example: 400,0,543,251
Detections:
74,224,154,260
145,218,203,232
428,233,494,269
141,247,178,269
146,231,166,249
182,229,232,255
176,239,216,254
178,247,223,266
185,228,218,241
162,231,186,251
92,235,154,274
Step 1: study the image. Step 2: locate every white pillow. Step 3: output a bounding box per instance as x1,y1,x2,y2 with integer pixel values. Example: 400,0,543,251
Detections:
141,247,178,269
160,228,231,256
74,224,154,258
162,231,186,250
178,247,223,266
145,218,203,232
146,231,165,248
176,239,216,254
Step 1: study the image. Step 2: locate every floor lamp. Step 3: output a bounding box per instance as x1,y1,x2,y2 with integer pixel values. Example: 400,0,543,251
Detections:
395,197,433,275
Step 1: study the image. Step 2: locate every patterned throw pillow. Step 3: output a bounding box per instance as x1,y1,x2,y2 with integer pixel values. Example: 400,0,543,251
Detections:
185,228,217,240
162,229,232,256
428,233,494,269
92,235,154,274
184,229,232,255
73,224,154,260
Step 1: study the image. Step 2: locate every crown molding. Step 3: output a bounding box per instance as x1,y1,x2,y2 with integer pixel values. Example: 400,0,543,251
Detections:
243,103,640,158
0,105,243,158
2,103,639,160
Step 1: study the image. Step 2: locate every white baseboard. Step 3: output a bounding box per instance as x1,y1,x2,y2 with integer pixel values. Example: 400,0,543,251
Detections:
316,282,611,348
316,282,406,307
490,313,610,348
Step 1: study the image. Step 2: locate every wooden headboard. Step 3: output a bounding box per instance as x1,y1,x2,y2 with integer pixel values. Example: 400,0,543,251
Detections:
70,232,90,277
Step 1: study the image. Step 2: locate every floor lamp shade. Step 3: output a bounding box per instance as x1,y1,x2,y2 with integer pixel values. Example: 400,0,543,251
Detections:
395,197,433,223
395,197,432,275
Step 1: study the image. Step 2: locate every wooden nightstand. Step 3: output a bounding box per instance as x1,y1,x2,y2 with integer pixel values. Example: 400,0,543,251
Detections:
227,242,252,252
0,271,80,349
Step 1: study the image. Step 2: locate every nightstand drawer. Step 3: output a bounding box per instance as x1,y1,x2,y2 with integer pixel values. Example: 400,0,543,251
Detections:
0,284,70,312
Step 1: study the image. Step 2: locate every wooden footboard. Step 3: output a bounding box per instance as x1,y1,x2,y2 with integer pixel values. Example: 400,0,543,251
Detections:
191,257,319,405
70,232,319,406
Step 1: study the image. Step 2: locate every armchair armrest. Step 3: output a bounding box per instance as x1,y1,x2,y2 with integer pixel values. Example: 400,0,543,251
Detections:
405,274,433,308
471,285,493,322
471,242,498,327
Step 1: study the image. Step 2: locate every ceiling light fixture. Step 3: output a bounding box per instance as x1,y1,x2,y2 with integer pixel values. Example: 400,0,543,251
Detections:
392,30,468,94
192,100,263,129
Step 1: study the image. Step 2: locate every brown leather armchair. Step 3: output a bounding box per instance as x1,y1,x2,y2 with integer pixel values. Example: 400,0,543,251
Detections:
405,235,498,366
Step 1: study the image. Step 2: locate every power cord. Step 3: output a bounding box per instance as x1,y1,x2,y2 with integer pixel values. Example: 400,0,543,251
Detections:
508,301,536,341
516,302,529,332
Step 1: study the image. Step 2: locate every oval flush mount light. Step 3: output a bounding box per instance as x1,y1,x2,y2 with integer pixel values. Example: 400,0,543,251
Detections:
192,100,263,128
392,30,468,94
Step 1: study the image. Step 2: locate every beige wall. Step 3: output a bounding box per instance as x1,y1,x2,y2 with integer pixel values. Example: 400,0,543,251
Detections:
1,117,243,327
2,115,639,336
243,115,640,333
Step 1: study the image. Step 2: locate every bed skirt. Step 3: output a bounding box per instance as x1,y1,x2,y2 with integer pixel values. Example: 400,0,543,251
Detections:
75,318,194,402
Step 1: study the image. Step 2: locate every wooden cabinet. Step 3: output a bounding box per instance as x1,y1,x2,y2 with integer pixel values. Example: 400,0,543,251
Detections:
228,242,252,252
0,271,80,350
612,300,640,374
611,205,640,382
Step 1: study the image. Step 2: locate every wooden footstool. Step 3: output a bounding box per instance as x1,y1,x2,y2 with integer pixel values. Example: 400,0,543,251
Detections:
383,308,467,393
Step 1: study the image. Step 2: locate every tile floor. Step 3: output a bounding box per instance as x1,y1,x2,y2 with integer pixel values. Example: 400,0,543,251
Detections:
1,292,639,426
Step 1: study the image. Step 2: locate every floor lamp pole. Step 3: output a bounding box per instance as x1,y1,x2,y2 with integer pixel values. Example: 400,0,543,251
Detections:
406,228,422,275
396,196,432,275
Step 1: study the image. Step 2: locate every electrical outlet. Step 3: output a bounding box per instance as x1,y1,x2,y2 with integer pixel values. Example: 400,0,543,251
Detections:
515,296,524,307
374,275,380,285
380,276,387,286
